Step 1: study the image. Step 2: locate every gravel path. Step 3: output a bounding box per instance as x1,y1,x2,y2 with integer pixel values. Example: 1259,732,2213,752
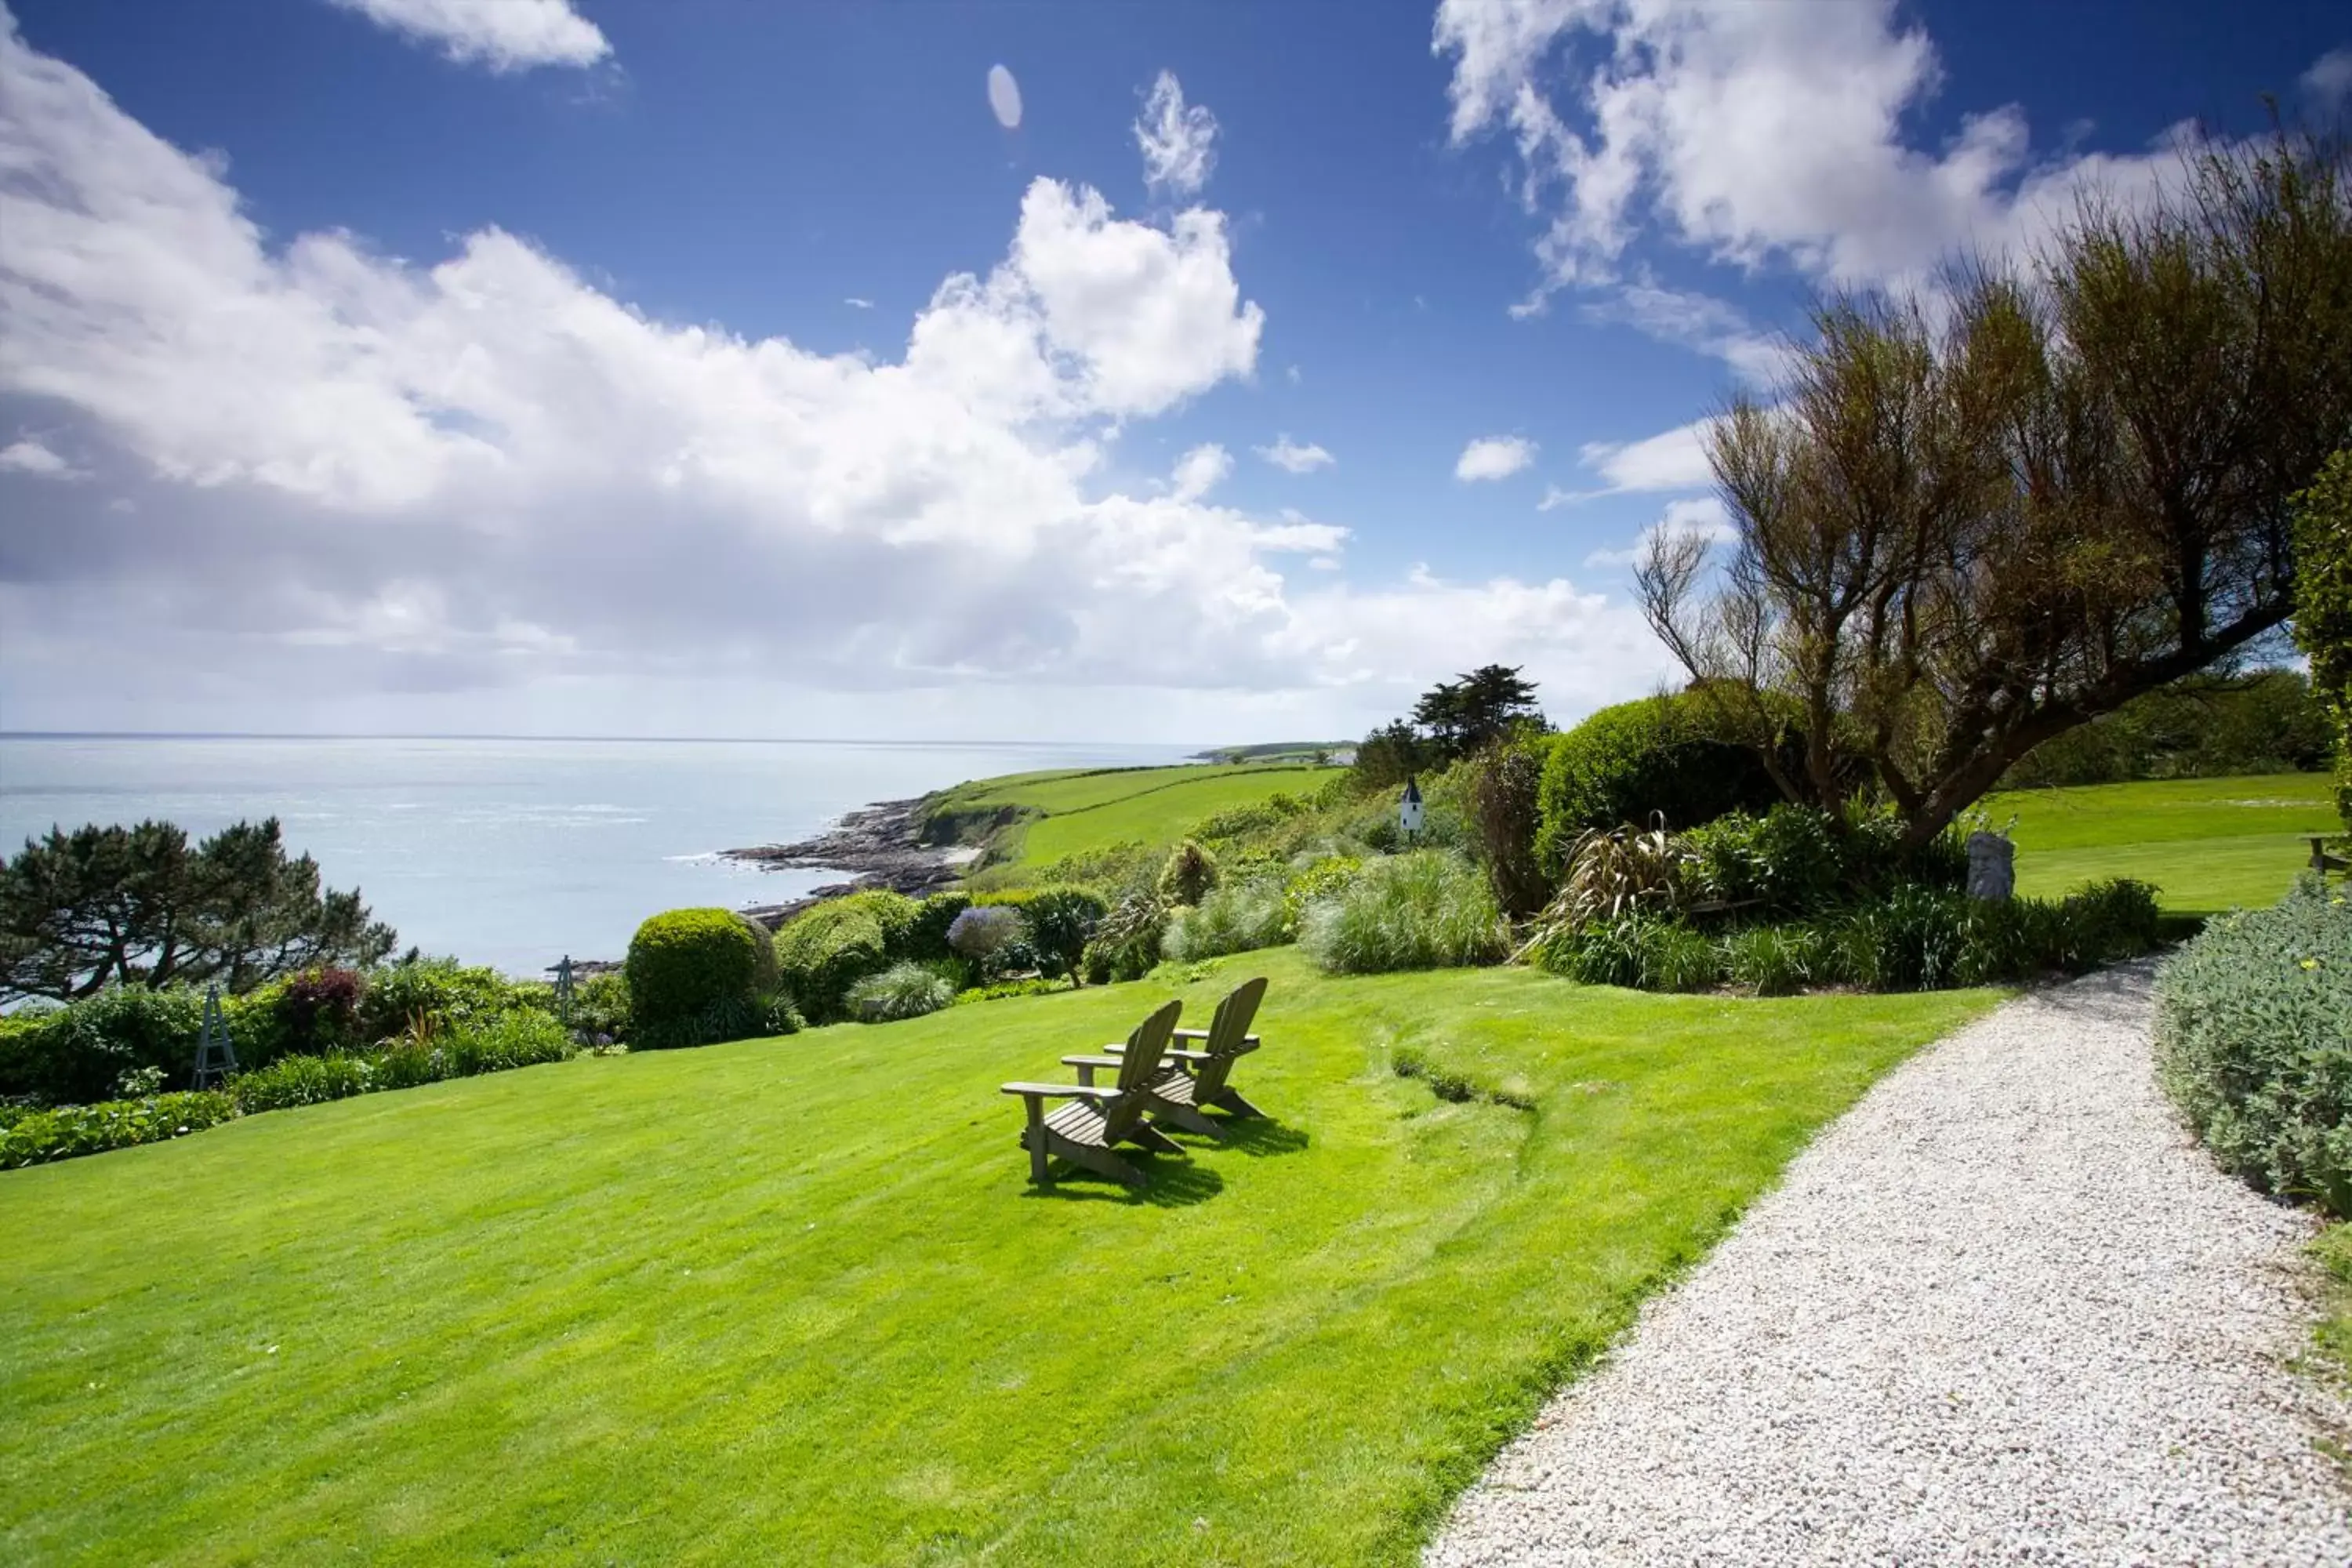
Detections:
1427,963,2352,1566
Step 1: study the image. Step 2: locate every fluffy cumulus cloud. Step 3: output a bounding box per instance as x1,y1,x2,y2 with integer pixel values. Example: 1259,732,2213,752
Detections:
0,16,1671,735
1257,434,1334,474
1455,434,1537,482
1134,71,1218,198
0,435,80,477
1432,0,2220,364
1168,443,1232,503
322,0,610,72
1583,495,1734,567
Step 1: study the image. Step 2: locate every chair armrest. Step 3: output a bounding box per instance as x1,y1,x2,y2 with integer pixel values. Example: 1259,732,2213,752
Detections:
1171,1029,1261,1045
1163,1047,1218,1063
1000,1081,1120,1099
1060,1054,1127,1069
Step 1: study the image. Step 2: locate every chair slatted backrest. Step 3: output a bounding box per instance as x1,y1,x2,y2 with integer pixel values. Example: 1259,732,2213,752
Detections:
1189,978,1267,1101
1101,1000,1183,1142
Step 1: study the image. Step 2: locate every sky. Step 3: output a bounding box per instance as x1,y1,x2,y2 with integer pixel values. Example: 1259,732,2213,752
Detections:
0,0,2344,744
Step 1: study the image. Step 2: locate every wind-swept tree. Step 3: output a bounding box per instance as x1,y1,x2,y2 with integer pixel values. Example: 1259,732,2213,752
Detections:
1411,664,1545,760
0,818,397,1002
1639,129,2352,846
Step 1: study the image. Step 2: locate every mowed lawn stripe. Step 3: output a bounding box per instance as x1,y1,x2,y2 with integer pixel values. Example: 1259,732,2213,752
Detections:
1987,771,2336,916
0,949,1994,1566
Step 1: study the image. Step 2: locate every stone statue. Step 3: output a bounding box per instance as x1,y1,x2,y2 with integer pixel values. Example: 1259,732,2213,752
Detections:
1965,831,2015,902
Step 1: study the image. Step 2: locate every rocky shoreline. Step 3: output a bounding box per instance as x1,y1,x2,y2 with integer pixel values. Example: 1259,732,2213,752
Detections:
724,797,978,927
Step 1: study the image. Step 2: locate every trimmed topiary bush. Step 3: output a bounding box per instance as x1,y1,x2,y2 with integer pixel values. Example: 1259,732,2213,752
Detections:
1300,851,1506,975
626,908,765,1047
844,962,956,1023
2156,876,2352,1215
1534,695,1782,877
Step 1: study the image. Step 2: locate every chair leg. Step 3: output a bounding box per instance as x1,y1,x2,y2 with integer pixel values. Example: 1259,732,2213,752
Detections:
1125,1122,1185,1156
1150,1102,1225,1139
1055,1139,1145,1187
1207,1087,1264,1119
1022,1100,1051,1185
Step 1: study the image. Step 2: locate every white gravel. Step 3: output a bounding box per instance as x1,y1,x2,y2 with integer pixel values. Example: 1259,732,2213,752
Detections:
1427,962,2352,1566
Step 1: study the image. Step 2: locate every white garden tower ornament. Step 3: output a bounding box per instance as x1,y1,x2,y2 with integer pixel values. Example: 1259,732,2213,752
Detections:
1399,775,1425,844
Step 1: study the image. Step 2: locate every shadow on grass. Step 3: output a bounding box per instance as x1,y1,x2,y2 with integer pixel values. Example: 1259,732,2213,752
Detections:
1206,1116,1310,1157
1019,1156,1225,1207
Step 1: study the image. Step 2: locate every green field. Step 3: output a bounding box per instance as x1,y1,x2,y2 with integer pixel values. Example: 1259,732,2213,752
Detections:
1985,771,2336,917
0,950,1992,1565
926,761,1342,869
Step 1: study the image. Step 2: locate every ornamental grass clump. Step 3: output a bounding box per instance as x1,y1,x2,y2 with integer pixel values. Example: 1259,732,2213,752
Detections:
843,962,955,1023
1163,878,1290,961
2155,876,2352,1215
1299,851,1506,975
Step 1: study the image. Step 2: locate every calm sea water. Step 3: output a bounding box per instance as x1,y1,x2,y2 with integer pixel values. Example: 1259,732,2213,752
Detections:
0,736,1188,977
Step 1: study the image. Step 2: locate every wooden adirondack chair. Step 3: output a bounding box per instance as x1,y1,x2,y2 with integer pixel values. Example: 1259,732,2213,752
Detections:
1000,1000,1185,1187
1066,976,1267,1139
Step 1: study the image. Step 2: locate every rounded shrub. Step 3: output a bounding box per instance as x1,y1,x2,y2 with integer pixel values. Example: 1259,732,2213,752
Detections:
1534,695,1782,878
1300,851,1506,975
626,908,764,1047
775,897,895,1024
844,962,956,1023
946,904,1023,962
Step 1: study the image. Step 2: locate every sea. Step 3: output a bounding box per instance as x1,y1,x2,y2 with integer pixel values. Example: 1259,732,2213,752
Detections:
0,735,1191,978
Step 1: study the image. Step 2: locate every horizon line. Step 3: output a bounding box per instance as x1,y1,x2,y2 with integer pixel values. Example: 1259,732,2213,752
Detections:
0,731,1338,749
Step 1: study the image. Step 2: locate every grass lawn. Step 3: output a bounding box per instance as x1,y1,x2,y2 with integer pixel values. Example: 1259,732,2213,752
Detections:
0,949,1995,1565
1985,771,2337,918
927,761,1341,869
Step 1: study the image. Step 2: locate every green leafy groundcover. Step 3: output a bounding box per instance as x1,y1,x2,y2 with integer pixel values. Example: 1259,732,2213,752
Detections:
0,948,1994,1565
2155,875,2352,1214
0,1011,575,1170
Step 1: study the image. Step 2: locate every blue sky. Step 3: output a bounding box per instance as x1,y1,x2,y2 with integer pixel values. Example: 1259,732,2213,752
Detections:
0,0,2344,742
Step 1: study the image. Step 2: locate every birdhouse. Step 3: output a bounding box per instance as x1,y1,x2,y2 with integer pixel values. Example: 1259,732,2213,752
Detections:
1399,775,1425,840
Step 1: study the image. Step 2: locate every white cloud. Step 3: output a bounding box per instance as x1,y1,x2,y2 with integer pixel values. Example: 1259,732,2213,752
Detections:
844,296,874,310
1553,418,1715,501
0,437,82,479
1583,495,1735,567
1285,364,1302,385
321,0,609,72
1581,282,1788,385
1257,434,1334,474
1169,442,1232,503
1135,71,1218,197
0,14,1667,735
1435,0,2201,310
987,64,1023,131
1455,434,1537,482
2305,49,2352,110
